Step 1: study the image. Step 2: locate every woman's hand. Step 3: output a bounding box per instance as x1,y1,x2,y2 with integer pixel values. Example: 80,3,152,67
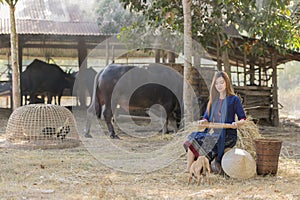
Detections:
231,119,246,129
231,122,238,129
198,119,208,125
197,119,208,130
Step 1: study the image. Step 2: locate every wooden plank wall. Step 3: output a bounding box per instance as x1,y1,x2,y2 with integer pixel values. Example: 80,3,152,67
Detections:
234,86,272,124
165,63,211,119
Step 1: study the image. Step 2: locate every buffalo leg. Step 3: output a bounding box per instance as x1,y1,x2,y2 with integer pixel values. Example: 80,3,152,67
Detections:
83,96,103,138
103,105,119,139
29,93,36,104
84,111,93,138
46,94,52,104
57,95,62,105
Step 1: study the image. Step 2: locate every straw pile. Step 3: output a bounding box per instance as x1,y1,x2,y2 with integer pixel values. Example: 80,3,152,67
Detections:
236,116,262,158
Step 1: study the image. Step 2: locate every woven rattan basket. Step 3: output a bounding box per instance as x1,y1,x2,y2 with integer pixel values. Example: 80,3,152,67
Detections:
254,138,282,175
5,104,80,149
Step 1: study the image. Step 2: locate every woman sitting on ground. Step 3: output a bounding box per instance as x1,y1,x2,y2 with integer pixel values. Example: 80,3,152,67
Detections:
184,71,246,172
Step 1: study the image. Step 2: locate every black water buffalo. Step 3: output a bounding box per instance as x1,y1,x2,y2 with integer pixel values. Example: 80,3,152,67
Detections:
84,63,183,139
72,67,97,107
21,59,75,105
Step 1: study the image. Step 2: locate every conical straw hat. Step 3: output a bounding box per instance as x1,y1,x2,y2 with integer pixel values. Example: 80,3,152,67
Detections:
221,148,256,179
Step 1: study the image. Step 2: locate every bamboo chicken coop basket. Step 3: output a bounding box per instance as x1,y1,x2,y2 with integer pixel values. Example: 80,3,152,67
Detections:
5,104,80,149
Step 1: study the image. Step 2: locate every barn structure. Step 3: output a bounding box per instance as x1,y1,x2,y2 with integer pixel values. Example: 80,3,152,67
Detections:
0,0,113,106
0,0,112,66
0,0,300,127
195,25,300,126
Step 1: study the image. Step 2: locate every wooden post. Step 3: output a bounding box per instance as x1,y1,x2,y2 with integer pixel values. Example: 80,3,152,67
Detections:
78,38,87,69
258,60,262,86
263,57,267,86
111,45,115,63
222,48,231,80
18,37,23,106
249,63,255,85
271,53,279,126
155,49,160,63
236,60,240,86
77,38,88,107
243,49,247,86
162,50,166,63
168,51,176,63
105,38,109,65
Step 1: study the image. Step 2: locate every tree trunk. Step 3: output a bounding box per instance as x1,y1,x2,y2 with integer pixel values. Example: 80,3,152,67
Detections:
182,0,193,125
217,32,231,78
216,34,222,71
222,48,231,80
9,2,21,110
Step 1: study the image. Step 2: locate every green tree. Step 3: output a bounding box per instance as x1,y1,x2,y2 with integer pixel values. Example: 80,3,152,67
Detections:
119,0,299,58
118,0,299,125
0,0,20,110
96,0,141,34
231,0,299,54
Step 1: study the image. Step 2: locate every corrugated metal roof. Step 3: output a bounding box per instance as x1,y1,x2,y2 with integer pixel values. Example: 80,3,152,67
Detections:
0,18,102,36
0,0,106,36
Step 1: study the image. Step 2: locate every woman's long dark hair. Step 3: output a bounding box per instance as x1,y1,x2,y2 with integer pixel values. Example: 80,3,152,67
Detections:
207,71,235,116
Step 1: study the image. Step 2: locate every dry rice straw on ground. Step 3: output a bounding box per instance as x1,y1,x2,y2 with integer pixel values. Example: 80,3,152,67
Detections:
236,117,262,158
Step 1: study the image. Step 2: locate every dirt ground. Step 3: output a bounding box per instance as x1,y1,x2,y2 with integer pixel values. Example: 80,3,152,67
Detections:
0,107,300,200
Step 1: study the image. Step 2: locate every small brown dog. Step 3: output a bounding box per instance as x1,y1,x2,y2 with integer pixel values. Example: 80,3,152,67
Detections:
188,156,211,186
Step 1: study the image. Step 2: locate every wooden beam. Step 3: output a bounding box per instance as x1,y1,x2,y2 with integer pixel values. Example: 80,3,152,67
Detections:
22,43,98,49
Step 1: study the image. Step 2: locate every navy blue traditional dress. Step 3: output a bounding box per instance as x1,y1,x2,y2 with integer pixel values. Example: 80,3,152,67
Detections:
184,95,246,163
